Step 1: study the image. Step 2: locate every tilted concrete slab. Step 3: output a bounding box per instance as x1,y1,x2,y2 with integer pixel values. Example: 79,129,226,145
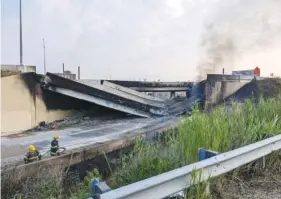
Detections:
77,79,165,103
46,86,151,118
42,73,169,117
101,80,165,102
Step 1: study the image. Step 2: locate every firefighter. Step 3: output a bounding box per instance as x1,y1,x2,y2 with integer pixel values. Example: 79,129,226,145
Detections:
24,145,42,164
50,136,60,156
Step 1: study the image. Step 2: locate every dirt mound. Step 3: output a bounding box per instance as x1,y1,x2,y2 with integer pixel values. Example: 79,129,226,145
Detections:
226,78,281,102
256,78,281,98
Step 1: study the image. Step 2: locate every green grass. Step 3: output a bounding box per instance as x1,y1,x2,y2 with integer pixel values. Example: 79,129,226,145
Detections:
105,96,281,195
180,97,281,162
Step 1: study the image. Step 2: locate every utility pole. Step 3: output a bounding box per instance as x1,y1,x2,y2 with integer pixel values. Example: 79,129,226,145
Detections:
43,39,46,74
77,66,80,79
19,0,23,65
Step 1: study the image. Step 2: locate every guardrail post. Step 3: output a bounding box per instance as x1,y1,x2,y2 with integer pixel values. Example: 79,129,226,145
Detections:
198,148,218,162
89,178,111,199
198,148,219,194
90,178,100,198
262,156,266,168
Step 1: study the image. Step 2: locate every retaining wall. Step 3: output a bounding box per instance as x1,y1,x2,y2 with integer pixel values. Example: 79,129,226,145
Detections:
204,74,255,110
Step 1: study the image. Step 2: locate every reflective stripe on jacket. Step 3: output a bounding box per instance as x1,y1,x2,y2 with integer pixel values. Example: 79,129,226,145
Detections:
50,139,59,153
24,150,41,162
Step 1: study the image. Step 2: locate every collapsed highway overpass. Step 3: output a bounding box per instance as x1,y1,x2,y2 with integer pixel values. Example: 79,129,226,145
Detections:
41,73,171,118
2,72,257,134
1,72,194,133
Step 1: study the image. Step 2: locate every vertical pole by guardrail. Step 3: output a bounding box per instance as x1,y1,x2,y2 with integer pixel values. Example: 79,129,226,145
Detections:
198,148,219,193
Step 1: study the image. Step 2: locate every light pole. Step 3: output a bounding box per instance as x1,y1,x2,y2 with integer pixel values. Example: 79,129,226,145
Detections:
19,0,23,65
43,39,46,74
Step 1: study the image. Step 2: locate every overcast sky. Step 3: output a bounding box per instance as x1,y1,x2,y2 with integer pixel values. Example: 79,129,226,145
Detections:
1,0,281,81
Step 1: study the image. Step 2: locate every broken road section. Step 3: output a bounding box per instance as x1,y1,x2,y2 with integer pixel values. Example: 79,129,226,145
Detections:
41,73,170,118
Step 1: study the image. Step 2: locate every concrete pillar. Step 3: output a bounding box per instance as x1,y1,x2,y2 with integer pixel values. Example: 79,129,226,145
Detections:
170,91,175,98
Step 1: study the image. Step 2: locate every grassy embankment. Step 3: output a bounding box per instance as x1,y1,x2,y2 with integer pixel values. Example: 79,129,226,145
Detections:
106,97,281,184
3,78,281,199
71,95,281,198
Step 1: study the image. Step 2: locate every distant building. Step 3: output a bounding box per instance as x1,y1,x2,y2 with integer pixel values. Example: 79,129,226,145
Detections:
232,66,260,77
54,70,76,80
1,64,36,73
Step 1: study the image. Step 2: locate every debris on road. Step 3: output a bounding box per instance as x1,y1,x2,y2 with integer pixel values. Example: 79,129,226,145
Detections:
23,116,99,133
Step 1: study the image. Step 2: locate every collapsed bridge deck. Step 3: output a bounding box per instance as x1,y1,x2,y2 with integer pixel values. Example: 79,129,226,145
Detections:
42,73,175,118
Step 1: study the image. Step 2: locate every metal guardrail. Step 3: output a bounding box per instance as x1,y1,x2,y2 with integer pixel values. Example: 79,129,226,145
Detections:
100,134,281,199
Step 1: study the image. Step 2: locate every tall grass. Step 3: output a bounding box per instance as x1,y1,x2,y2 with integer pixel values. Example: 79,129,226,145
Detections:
107,96,281,189
2,165,102,199
180,97,281,162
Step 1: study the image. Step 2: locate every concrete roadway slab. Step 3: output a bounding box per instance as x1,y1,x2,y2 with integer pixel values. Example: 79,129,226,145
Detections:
1,117,178,167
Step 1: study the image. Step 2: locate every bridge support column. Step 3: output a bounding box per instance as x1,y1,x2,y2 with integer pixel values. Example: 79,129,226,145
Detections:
170,91,175,98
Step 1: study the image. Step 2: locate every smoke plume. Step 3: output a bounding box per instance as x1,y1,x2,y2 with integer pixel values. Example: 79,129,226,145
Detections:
197,0,281,80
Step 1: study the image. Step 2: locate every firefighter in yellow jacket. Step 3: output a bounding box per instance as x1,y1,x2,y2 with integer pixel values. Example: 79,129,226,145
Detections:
24,145,42,164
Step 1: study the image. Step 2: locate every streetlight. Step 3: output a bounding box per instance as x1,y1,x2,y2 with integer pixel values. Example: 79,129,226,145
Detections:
19,0,23,65
43,39,46,74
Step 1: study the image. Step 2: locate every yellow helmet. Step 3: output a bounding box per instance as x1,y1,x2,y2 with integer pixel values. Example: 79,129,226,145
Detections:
28,145,36,151
53,136,59,140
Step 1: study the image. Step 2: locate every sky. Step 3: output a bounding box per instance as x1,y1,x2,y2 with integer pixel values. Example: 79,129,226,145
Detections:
1,0,281,81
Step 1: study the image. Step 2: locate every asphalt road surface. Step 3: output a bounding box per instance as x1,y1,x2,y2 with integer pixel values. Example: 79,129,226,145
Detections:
1,116,178,167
